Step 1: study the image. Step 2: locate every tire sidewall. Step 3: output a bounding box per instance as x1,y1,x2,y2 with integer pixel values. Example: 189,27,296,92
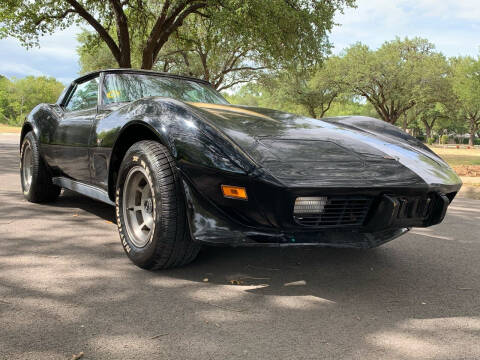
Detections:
116,147,164,267
20,133,37,199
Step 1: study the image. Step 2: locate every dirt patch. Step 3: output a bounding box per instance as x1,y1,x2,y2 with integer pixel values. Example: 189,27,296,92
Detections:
0,125,21,134
452,165,480,177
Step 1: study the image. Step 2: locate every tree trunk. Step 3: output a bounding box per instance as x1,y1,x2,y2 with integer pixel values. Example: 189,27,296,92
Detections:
117,51,132,68
468,117,478,146
402,113,408,131
141,49,155,69
385,115,398,125
307,105,317,119
425,124,432,140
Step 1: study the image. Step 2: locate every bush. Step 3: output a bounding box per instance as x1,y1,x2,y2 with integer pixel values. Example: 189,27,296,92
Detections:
427,137,435,145
415,135,425,142
440,135,449,144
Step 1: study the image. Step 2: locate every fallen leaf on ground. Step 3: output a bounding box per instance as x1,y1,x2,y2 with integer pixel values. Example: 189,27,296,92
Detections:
70,352,84,360
229,279,244,285
151,333,169,339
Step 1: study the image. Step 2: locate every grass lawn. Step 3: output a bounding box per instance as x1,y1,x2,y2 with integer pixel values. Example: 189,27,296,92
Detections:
0,124,21,134
430,146,480,166
430,147,480,192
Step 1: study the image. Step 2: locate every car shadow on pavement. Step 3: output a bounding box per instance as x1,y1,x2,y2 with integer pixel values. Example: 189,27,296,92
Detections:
0,142,20,176
51,190,116,223
2,178,480,358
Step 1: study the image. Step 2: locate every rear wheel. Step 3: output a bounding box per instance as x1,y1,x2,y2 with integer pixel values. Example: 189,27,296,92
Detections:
20,132,60,203
115,140,200,269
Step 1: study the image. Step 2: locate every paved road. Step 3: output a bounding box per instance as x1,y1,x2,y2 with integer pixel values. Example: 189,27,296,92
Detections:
1,133,479,360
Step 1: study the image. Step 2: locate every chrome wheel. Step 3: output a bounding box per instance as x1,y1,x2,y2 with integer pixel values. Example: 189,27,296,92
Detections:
122,166,155,248
22,143,33,193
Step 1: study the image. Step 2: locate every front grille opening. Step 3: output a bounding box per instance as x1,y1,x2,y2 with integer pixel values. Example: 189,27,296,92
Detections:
388,193,439,220
294,197,371,227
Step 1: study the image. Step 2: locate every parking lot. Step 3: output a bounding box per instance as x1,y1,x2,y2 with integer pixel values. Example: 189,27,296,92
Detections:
1,133,479,359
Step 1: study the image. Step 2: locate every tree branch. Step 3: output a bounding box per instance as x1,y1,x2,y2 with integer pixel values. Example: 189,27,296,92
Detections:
108,0,131,67
142,0,208,69
65,0,122,64
217,79,252,92
34,9,77,26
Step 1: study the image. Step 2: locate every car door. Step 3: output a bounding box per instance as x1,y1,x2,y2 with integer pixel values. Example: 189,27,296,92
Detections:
51,76,99,183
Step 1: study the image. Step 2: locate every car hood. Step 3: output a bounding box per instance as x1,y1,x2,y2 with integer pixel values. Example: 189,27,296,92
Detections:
187,102,461,189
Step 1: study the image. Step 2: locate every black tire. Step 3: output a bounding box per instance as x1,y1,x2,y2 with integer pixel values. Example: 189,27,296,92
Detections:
115,140,200,270
20,131,61,203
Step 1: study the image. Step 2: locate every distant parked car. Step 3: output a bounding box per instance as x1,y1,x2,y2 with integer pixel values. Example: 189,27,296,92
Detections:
20,69,462,269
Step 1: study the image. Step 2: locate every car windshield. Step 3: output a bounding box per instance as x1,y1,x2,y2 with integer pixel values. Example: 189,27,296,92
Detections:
102,73,229,105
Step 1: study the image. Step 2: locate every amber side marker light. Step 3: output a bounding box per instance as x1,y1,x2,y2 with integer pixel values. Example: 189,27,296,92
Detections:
221,185,248,200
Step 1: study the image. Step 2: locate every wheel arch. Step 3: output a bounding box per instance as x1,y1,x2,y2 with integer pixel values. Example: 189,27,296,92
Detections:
107,121,174,201
20,122,38,150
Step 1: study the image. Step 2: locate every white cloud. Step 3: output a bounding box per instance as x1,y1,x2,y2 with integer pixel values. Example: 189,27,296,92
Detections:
0,63,45,77
0,26,81,80
412,0,480,20
330,0,480,56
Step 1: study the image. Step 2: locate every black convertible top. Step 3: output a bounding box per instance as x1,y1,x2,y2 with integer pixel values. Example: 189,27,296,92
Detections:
74,68,211,86
55,68,212,106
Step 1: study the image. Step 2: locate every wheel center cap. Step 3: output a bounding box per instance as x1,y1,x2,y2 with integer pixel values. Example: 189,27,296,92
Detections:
144,198,153,214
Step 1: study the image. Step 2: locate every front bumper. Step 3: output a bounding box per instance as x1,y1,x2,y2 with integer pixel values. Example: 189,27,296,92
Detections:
180,167,459,248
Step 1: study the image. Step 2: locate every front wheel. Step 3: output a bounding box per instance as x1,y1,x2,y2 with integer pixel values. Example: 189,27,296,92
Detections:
115,140,200,270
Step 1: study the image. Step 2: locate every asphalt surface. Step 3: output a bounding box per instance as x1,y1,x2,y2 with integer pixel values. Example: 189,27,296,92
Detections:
1,133,480,360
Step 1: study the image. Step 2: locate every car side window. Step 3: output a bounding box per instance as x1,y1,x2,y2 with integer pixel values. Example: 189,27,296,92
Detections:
65,77,99,112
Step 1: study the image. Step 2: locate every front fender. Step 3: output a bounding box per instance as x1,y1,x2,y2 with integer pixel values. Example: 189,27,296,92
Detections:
97,98,251,174
21,104,57,147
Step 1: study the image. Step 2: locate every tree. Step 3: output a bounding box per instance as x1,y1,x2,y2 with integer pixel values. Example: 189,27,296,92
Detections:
450,56,480,146
259,57,347,119
0,76,64,126
78,14,268,91
153,15,269,91
417,103,448,140
339,37,446,125
1,0,355,70
410,53,453,139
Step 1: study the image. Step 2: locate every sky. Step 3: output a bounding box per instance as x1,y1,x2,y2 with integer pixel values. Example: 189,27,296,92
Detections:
0,0,479,84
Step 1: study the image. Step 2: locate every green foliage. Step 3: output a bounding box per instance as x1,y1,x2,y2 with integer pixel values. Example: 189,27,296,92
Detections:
440,134,449,144
77,30,118,74
226,79,374,119
338,37,449,125
450,56,480,145
255,57,348,119
1,0,355,72
227,38,480,144
427,138,435,145
0,76,64,126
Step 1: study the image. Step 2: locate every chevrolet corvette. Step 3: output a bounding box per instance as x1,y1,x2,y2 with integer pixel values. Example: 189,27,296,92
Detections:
20,69,462,269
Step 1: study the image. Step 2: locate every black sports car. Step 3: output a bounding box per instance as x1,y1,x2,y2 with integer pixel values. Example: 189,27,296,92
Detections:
20,69,462,269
